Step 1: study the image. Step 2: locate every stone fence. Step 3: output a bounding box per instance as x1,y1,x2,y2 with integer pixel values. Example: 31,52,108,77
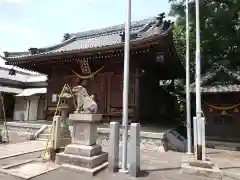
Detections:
1,122,45,143
1,122,167,152
96,128,167,152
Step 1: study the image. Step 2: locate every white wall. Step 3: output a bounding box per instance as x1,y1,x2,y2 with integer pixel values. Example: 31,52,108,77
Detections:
27,96,39,121
13,97,27,121
13,95,42,121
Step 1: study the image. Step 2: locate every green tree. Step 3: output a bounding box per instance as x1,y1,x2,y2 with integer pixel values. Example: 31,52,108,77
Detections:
169,0,240,74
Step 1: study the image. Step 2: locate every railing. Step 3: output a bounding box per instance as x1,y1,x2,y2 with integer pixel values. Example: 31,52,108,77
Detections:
34,125,48,139
166,130,187,152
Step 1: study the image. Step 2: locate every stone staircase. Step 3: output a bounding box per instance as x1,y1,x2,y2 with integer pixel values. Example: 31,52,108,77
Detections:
165,129,187,152
37,125,52,141
36,121,71,151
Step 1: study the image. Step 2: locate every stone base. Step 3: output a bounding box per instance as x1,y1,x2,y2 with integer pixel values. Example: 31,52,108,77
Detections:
181,159,223,179
61,162,108,176
56,144,108,174
56,152,107,169
58,113,107,175
64,144,102,157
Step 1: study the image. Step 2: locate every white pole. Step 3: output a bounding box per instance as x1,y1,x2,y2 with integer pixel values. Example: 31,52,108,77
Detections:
193,117,197,159
195,0,202,160
185,0,192,154
121,0,131,173
201,116,206,160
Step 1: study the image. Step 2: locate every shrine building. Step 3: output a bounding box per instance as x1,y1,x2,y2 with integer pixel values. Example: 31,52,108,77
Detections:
191,61,240,145
2,13,185,124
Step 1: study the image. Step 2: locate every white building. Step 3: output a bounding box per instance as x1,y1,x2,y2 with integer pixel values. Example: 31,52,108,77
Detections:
0,52,47,121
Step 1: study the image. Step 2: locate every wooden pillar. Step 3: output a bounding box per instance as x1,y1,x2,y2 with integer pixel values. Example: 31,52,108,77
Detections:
44,76,50,120
134,68,140,123
107,73,112,122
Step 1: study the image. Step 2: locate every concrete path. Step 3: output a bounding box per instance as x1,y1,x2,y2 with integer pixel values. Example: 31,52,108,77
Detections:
208,148,240,179
0,141,239,180
0,141,45,159
0,150,238,180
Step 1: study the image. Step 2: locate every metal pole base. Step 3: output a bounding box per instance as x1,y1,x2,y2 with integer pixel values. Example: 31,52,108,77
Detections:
119,169,129,174
197,145,202,161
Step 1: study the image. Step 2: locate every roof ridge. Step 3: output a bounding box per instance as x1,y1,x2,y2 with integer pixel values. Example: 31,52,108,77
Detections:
69,17,155,39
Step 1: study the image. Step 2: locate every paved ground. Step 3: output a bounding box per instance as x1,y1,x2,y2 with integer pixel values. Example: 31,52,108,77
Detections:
0,141,45,159
0,141,239,180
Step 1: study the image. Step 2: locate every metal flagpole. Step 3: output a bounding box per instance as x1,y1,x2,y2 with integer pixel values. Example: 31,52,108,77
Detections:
120,0,131,172
195,0,203,160
185,0,192,154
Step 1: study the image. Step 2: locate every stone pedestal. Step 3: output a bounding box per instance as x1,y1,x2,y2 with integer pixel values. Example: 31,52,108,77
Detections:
181,155,223,179
56,113,108,175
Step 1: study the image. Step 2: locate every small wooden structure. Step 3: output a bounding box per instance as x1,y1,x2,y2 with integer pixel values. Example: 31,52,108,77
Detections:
191,62,240,141
2,13,184,124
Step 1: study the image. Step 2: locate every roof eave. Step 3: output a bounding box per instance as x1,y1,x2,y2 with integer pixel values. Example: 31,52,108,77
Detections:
5,32,170,64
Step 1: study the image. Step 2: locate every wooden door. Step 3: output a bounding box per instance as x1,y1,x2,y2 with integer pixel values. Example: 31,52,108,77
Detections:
87,73,107,114
108,73,135,117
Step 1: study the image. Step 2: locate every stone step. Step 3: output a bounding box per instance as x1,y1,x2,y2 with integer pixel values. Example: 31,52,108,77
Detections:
56,152,108,169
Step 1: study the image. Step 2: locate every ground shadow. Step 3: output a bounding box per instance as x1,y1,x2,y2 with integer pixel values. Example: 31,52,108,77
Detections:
220,166,240,170
137,170,149,177
143,166,181,172
206,150,226,155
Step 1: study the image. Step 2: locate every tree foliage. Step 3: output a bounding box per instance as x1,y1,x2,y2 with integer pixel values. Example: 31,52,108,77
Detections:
169,0,240,74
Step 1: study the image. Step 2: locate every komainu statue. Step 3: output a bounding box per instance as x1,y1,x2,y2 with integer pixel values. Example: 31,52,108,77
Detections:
72,85,98,114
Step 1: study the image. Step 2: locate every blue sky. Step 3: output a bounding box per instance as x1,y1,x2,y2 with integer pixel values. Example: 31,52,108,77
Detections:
0,0,171,52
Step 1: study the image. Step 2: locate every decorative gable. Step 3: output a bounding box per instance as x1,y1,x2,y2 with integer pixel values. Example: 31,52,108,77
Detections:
190,62,240,93
205,70,240,86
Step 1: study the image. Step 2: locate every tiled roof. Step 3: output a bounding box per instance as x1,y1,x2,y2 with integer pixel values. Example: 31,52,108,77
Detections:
2,13,173,60
192,85,240,93
0,54,40,74
0,55,47,83
190,62,240,93
68,17,152,39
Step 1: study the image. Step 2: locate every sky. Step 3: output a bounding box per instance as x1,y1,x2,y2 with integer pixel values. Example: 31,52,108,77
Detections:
0,0,171,52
